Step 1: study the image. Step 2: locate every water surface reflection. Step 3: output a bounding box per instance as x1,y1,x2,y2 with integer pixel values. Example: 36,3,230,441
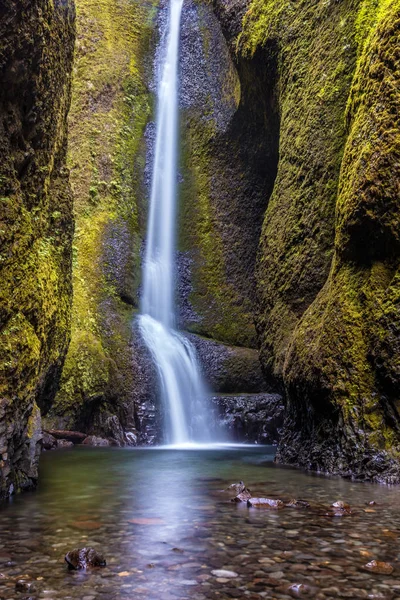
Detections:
0,446,400,599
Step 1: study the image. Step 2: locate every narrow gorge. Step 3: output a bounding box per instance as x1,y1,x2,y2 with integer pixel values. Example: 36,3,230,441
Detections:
1,0,400,598
1,0,400,487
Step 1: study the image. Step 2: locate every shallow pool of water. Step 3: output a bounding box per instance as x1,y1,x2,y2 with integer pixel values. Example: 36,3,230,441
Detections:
0,446,400,599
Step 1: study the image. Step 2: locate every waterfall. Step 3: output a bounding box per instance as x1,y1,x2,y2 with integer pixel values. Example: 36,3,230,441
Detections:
139,0,209,445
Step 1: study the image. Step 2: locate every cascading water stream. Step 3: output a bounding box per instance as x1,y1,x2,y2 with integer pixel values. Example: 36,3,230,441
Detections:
139,0,210,445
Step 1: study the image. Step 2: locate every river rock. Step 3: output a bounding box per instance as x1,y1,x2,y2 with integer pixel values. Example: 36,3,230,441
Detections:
286,499,310,509
42,432,57,450
287,583,316,598
57,439,74,449
332,501,351,510
211,394,284,444
65,547,107,570
15,580,37,593
226,481,246,496
82,436,111,447
233,488,252,502
248,498,285,509
362,560,394,575
211,570,238,578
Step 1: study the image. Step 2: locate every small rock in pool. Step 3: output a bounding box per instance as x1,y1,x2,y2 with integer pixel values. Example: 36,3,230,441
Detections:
287,583,317,598
65,547,106,570
42,432,57,450
57,439,74,449
247,498,284,509
286,499,310,509
332,501,351,510
211,569,238,578
232,488,252,503
82,436,110,447
225,481,246,496
15,580,37,593
362,560,394,575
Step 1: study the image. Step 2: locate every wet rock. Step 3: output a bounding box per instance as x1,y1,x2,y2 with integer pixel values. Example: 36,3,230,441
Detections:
286,583,317,597
211,570,238,578
56,439,74,449
15,580,37,593
65,547,106,570
247,498,285,509
233,488,252,503
226,481,246,496
46,430,86,444
42,432,57,451
286,499,310,509
332,501,351,510
211,393,284,444
82,436,111,447
325,500,352,517
362,560,394,575
188,336,269,394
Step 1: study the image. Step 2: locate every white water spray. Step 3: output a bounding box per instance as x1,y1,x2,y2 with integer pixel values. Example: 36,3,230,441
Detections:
139,0,209,445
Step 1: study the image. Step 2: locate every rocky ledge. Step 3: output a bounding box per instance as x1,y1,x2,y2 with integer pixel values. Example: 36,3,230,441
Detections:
212,393,283,444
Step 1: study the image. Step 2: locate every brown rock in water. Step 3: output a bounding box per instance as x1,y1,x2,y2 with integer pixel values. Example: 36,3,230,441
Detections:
286,499,310,509
15,580,37,593
325,500,352,516
287,583,317,597
225,481,246,496
65,547,106,570
42,432,57,451
82,436,110,447
232,488,252,503
57,439,74,449
247,498,285,509
332,501,351,510
362,560,394,575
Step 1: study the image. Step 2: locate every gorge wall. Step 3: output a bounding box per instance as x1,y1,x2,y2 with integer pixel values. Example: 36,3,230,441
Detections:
0,0,75,499
42,0,400,478
224,0,400,481
1,0,399,493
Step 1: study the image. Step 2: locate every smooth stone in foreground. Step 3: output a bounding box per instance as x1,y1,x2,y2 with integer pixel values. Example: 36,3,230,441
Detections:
362,560,394,575
247,498,285,509
65,547,106,570
211,570,238,578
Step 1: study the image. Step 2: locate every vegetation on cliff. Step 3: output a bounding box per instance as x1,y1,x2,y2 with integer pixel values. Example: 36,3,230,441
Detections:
0,0,75,498
47,0,158,439
234,0,400,480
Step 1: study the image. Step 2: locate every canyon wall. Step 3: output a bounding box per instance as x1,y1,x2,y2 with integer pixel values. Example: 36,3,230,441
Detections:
0,0,75,498
9,0,397,482
220,0,400,481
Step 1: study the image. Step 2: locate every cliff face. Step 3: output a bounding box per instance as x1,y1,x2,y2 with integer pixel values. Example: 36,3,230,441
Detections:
216,0,400,481
48,0,273,443
46,0,160,444
0,0,75,498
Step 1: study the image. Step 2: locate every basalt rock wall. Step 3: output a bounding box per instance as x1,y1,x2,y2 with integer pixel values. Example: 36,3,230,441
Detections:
214,0,400,481
0,0,75,499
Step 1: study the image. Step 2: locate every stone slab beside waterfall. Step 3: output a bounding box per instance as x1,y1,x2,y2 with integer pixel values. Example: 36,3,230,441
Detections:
212,394,284,444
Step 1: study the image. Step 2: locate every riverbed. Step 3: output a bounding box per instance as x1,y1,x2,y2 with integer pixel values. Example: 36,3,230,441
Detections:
0,446,399,599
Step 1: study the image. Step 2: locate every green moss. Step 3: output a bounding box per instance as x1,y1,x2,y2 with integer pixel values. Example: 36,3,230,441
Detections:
0,0,75,497
51,0,158,423
281,0,400,474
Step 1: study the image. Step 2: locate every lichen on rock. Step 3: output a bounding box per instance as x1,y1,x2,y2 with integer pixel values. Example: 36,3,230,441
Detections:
47,0,159,442
226,0,400,481
0,0,75,499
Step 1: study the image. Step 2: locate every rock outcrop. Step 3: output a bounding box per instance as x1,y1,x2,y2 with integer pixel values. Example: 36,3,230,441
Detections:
214,0,400,481
45,0,160,444
0,0,75,499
